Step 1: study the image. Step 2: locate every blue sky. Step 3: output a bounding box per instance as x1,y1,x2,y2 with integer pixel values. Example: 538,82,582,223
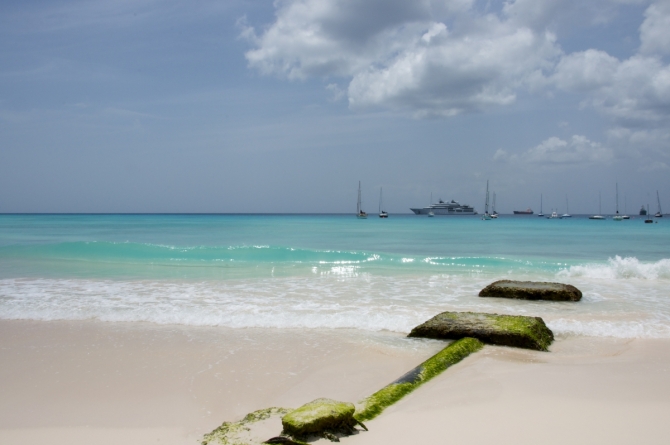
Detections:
1,0,668,214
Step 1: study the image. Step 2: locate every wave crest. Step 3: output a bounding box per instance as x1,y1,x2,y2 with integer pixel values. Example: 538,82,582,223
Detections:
557,256,670,280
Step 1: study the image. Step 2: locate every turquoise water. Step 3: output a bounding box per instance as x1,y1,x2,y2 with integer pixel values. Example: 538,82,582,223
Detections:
1,214,669,337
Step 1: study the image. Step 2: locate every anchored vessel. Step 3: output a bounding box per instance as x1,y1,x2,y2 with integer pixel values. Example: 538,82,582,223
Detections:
356,181,367,219
410,199,477,215
656,191,663,217
378,188,388,218
562,196,571,218
513,208,534,215
589,191,605,220
613,183,623,221
482,180,492,220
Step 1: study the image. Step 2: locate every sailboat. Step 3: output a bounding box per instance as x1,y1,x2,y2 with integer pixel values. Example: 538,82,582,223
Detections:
491,192,499,218
378,188,388,218
537,194,544,217
623,195,630,219
356,181,367,219
589,191,605,220
427,192,434,217
613,183,623,221
645,204,654,223
482,180,492,220
562,195,572,218
655,191,663,217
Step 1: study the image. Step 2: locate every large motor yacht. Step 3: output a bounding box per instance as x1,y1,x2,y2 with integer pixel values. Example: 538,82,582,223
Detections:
410,199,477,215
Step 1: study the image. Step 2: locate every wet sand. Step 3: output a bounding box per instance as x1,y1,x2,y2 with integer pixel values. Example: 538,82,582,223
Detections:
1,320,669,445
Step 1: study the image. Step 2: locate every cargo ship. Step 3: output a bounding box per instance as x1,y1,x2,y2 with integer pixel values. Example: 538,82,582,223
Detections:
513,208,534,215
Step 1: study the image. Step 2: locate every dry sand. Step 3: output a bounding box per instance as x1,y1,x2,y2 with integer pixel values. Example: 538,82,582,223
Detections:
1,320,669,445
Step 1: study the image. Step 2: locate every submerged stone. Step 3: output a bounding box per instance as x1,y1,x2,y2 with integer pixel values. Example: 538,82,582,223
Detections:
281,398,357,437
479,280,582,301
408,311,554,351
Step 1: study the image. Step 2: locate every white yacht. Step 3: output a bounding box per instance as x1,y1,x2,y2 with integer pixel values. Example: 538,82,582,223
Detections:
537,194,544,217
562,196,571,218
655,191,663,217
589,192,605,220
491,192,499,218
410,200,477,215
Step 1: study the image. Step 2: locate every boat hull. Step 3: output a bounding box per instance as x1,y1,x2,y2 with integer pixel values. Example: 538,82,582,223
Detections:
513,211,533,215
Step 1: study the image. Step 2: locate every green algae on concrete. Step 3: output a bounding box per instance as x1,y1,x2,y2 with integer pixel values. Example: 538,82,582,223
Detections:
408,311,554,351
201,407,292,445
355,337,484,422
479,279,582,301
281,398,360,437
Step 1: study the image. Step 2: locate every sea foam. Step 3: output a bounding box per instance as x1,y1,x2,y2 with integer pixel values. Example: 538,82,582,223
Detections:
558,256,670,280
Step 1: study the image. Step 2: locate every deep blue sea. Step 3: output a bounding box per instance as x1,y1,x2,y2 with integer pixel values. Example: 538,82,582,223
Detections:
1,214,669,338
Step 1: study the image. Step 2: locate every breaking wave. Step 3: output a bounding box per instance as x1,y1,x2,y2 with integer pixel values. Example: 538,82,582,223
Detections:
557,256,670,280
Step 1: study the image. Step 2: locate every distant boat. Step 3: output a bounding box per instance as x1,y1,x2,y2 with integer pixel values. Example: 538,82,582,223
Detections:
537,194,544,217
613,183,623,221
640,205,647,216
356,181,367,219
655,191,663,217
645,204,654,223
589,191,605,220
547,210,560,219
491,192,498,218
482,180,492,220
622,194,630,219
514,208,533,215
562,196,571,218
410,198,477,215
378,188,388,218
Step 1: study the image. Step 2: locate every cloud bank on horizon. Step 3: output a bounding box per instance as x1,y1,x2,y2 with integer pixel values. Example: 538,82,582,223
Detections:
1,0,668,213
241,0,670,168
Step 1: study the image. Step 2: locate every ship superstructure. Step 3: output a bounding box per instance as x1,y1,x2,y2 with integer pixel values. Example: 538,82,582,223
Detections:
410,199,477,215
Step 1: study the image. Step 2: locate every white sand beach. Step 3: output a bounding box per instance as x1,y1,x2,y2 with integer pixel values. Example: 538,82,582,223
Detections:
1,320,669,445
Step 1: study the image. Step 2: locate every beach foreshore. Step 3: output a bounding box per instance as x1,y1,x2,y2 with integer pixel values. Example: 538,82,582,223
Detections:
1,320,669,445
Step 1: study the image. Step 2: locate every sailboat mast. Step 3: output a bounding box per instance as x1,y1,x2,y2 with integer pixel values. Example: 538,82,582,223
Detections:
658,190,662,214
485,180,490,214
616,183,619,214
599,191,602,215
379,188,382,213
357,181,362,214
566,195,569,214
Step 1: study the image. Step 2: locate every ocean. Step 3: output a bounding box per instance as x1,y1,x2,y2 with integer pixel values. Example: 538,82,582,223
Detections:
1,214,669,338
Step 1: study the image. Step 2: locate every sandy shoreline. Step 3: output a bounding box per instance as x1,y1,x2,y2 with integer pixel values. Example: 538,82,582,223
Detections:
1,320,669,444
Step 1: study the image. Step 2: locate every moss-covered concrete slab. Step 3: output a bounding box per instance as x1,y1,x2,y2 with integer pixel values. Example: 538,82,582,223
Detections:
479,279,582,301
281,398,360,438
408,311,554,351
355,337,484,421
201,407,292,445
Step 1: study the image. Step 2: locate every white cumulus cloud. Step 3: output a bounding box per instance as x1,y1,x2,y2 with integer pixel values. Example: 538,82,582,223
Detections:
241,0,562,116
495,135,614,165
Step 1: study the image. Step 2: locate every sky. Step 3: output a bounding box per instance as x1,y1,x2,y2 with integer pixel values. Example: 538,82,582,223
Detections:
1,0,669,214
